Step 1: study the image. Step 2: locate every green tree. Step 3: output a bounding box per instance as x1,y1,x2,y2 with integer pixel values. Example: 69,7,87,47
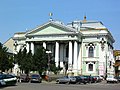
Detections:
15,46,62,75
32,47,48,75
49,55,62,74
0,43,14,72
15,48,33,75
33,47,62,75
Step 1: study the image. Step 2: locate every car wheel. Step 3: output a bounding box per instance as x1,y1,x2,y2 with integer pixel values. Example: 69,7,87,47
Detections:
66,81,70,84
76,82,80,84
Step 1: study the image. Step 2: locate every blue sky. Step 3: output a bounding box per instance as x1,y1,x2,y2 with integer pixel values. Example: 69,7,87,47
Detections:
0,0,120,49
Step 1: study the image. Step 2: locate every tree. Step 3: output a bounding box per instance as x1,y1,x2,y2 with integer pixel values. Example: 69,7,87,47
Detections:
0,42,14,72
49,55,62,74
32,47,48,75
15,46,62,75
15,48,33,75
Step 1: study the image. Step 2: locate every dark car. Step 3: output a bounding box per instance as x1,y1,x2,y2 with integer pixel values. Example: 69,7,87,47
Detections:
56,76,76,84
116,76,120,82
92,76,102,82
75,76,88,84
83,75,97,83
19,74,30,82
0,74,17,86
30,74,42,83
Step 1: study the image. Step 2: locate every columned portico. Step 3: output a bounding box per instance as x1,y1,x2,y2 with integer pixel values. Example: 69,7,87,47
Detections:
55,41,59,67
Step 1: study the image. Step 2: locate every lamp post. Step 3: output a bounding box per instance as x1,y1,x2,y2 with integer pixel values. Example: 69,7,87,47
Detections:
46,50,52,82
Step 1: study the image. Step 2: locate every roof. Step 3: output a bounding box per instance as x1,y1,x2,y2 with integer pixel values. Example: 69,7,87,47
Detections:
113,62,120,67
3,45,13,54
67,20,107,30
26,20,81,36
113,50,120,56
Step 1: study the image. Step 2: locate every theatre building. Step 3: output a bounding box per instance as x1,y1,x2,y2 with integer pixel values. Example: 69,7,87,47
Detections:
12,17,115,77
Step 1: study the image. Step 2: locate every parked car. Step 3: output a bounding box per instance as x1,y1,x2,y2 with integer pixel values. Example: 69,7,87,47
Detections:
116,76,120,82
56,76,76,84
0,74,17,86
30,74,42,83
92,76,102,83
82,75,97,83
75,76,88,84
19,74,30,82
106,76,118,83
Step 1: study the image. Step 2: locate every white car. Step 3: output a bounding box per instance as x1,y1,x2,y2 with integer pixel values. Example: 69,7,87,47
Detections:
106,76,118,83
0,74,17,86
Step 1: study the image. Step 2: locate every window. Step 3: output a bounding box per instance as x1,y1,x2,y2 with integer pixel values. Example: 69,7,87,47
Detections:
88,46,94,57
88,64,93,71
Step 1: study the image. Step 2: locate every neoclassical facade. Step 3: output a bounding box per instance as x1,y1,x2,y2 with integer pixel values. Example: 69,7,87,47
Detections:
12,17,115,77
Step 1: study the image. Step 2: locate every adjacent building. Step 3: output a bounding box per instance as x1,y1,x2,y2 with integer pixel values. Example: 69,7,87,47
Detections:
113,50,120,76
11,17,115,77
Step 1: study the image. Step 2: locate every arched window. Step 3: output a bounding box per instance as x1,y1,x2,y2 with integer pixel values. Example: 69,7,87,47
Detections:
88,46,94,57
88,64,93,71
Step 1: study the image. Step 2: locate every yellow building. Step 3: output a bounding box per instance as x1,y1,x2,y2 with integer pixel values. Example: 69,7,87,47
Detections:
113,50,120,76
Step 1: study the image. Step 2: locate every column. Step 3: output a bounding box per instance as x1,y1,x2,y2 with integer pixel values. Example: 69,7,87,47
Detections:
55,41,59,67
68,41,72,69
43,42,46,49
73,41,78,75
26,42,29,53
31,42,34,54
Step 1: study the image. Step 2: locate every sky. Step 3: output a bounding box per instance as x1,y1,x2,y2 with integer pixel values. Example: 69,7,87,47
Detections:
0,0,120,49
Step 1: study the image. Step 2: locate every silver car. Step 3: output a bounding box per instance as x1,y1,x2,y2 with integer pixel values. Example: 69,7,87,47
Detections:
106,76,118,83
56,76,76,84
30,74,42,83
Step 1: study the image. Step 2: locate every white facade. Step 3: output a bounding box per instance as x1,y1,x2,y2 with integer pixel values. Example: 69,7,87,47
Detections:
12,18,115,77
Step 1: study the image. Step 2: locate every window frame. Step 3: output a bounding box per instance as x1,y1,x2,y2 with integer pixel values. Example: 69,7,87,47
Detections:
88,46,94,57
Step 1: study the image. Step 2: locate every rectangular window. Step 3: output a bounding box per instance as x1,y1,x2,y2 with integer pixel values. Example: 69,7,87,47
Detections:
88,64,93,71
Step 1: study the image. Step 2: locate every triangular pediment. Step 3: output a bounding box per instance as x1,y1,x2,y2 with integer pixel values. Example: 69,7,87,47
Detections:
27,22,76,36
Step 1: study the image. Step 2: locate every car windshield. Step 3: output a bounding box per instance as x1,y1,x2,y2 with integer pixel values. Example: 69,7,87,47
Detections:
107,76,114,78
0,75,3,79
31,75,39,78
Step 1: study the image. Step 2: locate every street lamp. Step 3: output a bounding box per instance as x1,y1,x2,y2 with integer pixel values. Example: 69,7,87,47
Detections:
46,50,52,82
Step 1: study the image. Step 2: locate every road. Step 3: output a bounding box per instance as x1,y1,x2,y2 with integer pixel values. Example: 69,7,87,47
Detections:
1,81,120,90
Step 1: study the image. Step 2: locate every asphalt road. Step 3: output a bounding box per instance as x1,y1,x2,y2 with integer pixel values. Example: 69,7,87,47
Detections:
1,81,120,90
